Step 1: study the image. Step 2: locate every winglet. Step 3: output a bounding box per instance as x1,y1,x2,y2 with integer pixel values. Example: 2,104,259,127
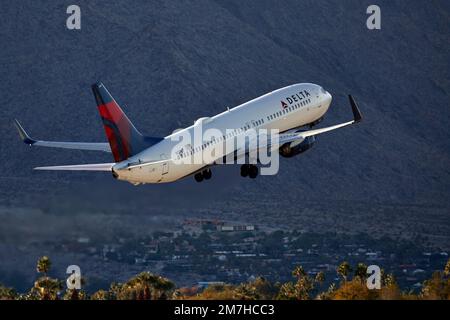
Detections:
349,95,362,123
14,120,36,145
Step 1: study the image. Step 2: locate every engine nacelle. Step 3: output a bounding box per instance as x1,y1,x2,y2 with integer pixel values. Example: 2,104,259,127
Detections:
279,136,315,158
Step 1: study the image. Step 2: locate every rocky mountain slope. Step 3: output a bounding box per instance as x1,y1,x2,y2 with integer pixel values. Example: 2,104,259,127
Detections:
0,0,449,236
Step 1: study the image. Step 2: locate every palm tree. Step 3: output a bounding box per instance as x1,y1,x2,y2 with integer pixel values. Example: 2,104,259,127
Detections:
132,272,155,300
36,256,51,276
91,290,110,300
420,271,448,299
444,259,450,277
337,261,352,282
120,272,175,300
31,277,62,300
153,276,175,300
277,266,316,300
32,256,62,300
354,263,368,281
316,283,336,300
0,284,17,300
292,266,307,279
64,277,87,300
234,284,255,300
315,271,325,284
383,273,397,287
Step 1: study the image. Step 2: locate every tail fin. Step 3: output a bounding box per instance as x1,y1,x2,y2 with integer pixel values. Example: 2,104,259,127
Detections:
92,82,162,162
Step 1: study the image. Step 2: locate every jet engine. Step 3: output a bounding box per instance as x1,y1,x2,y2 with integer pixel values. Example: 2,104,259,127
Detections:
279,136,315,158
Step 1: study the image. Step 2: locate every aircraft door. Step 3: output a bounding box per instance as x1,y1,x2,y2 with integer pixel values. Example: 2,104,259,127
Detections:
162,162,168,175
161,154,169,175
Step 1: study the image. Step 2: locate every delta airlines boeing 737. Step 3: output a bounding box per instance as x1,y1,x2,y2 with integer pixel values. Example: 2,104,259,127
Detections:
15,82,362,184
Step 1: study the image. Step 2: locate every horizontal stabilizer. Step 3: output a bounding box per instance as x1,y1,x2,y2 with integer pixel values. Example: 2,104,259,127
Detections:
14,119,111,152
34,163,115,171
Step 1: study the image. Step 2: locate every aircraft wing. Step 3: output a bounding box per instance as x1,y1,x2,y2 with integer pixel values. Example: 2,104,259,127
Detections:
14,120,111,153
236,94,362,158
293,95,362,139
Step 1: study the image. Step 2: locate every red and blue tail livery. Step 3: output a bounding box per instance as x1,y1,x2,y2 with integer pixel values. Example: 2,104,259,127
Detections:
92,82,162,162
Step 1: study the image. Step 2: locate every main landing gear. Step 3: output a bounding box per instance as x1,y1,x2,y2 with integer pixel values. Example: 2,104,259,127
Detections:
240,164,258,179
194,168,212,182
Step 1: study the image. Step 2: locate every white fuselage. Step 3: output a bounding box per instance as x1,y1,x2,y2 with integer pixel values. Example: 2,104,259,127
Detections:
113,83,332,184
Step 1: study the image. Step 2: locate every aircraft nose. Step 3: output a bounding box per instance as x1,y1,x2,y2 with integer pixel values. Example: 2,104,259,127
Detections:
319,87,332,106
324,91,332,107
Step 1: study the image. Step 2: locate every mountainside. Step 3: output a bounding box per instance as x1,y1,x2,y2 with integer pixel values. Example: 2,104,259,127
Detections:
0,1,449,238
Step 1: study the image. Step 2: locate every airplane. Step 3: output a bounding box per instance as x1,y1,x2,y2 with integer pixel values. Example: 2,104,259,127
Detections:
15,82,362,184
